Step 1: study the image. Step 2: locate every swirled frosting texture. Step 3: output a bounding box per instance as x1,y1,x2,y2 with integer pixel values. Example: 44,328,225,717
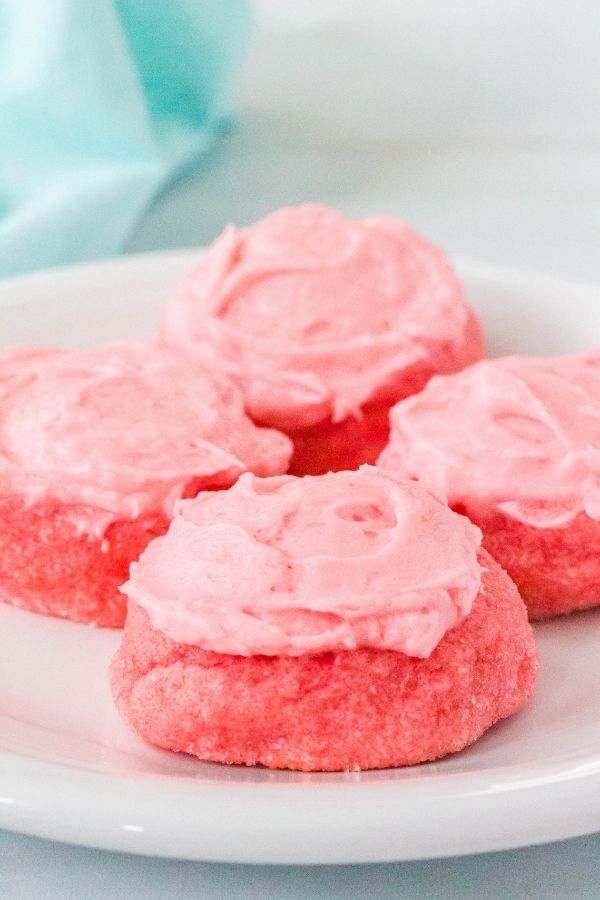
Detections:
122,466,483,658
0,343,291,530
379,352,600,528
160,205,484,429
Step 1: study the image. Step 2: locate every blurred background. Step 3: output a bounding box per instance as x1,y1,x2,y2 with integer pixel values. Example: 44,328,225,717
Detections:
129,0,600,282
2,0,599,282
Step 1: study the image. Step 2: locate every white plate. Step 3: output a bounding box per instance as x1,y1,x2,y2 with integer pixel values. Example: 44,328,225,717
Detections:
1,252,600,864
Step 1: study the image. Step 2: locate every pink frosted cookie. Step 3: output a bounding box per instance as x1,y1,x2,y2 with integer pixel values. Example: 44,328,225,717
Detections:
160,204,485,476
111,467,537,771
379,351,600,619
0,344,291,626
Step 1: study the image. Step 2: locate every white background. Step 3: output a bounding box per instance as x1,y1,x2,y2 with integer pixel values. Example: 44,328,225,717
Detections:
131,0,600,283
3,2,600,896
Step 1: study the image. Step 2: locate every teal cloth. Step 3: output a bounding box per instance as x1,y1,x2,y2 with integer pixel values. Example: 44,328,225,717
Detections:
0,0,251,277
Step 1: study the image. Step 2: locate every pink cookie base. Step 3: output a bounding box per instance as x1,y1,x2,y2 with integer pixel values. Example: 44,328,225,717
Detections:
0,496,169,627
286,311,484,476
287,402,390,475
455,506,600,619
110,550,537,771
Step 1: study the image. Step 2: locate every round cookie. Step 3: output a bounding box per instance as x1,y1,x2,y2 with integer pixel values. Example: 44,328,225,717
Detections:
160,204,485,475
379,351,600,618
0,498,167,627
0,343,291,626
111,467,537,771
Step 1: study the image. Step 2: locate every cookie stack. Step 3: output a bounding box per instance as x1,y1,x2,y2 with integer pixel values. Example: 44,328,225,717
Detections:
19,204,600,771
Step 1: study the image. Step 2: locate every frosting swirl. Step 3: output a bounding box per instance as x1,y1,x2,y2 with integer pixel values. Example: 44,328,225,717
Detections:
122,466,483,658
160,204,484,429
379,352,600,528
0,343,291,532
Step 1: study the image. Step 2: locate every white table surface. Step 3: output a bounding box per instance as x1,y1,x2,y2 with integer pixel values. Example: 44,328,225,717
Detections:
3,3,600,896
2,830,600,900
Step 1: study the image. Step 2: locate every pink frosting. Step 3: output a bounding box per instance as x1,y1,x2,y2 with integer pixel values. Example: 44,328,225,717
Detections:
0,343,291,534
379,352,600,528
160,205,483,430
122,466,483,658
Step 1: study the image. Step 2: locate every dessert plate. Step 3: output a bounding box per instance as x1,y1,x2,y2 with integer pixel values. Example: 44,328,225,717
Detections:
1,252,600,864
